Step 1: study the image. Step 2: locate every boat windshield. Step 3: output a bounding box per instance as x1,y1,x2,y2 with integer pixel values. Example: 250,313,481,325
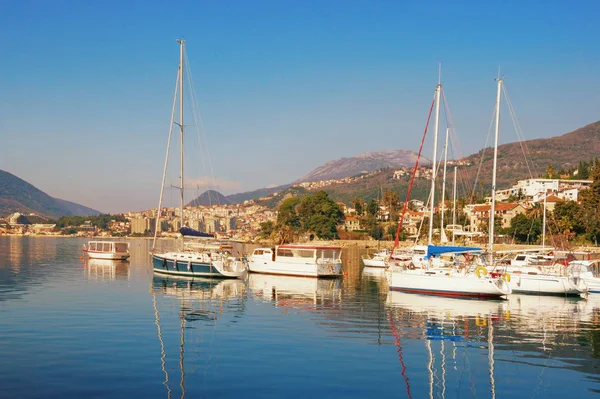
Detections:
114,243,128,253
89,242,113,252
277,248,315,258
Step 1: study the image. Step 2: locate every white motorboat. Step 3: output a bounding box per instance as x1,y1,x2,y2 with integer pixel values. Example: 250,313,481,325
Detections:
83,240,130,260
249,244,343,277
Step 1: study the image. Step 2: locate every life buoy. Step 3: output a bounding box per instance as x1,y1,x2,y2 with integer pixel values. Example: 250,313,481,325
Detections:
502,273,511,283
475,266,488,278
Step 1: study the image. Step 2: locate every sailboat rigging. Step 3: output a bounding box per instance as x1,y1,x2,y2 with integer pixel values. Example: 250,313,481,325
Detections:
385,76,511,298
151,39,248,279
484,77,586,296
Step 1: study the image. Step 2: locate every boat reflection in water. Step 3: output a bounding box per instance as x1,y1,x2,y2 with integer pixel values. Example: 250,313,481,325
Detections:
152,275,246,303
386,291,599,398
386,291,510,399
248,273,342,311
85,258,130,281
151,276,247,398
362,266,388,279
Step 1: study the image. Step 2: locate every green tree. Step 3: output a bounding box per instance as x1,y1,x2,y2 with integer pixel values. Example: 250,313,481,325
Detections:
275,197,301,243
258,220,275,239
578,160,590,179
352,197,365,216
552,201,582,236
369,224,384,240
297,191,345,240
367,199,379,217
506,213,541,244
577,159,600,243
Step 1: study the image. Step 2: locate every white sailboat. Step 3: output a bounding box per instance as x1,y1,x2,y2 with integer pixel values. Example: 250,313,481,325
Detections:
386,77,511,298
485,77,586,297
151,39,247,279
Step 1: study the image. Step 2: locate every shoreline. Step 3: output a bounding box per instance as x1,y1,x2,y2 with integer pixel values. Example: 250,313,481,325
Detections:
1,234,598,253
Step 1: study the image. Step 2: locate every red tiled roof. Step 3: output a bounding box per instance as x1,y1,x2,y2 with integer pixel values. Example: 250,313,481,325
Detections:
473,203,519,212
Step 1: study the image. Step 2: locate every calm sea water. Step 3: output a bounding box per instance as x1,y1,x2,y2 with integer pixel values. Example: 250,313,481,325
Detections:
1,237,599,398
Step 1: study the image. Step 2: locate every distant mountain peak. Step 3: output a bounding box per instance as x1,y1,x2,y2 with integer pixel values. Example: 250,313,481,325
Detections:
187,190,231,207
296,149,429,183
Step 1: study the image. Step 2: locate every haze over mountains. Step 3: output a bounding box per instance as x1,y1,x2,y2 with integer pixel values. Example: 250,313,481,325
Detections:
1,120,599,217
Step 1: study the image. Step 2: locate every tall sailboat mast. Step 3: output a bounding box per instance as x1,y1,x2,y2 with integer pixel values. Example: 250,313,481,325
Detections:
489,77,503,261
440,127,450,241
452,166,457,245
177,39,185,230
428,80,442,245
542,191,547,248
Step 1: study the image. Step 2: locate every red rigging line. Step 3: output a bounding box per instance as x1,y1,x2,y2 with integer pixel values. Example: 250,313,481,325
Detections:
392,95,435,253
387,310,413,399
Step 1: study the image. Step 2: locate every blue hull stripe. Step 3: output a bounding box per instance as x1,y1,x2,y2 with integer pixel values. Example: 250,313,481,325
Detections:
153,255,227,278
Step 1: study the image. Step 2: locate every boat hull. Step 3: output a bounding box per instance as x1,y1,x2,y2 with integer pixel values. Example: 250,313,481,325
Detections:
387,269,511,299
362,256,388,268
153,254,246,279
248,258,342,277
507,273,587,296
84,250,130,260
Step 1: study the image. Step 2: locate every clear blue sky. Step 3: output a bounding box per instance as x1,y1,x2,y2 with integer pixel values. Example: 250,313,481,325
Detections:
1,1,599,214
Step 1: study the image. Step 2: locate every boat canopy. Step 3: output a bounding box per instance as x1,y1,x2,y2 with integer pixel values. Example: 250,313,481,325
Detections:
179,227,215,238
425,245,482,259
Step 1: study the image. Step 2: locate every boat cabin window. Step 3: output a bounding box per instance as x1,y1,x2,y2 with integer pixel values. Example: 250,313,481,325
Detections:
319,249,340,259
515,255,527,261
276,248,315,258
254,249,264,255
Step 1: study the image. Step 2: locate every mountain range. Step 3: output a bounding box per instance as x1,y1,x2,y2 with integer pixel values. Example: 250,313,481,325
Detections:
2,120,599,216
296,149,428,183
225,119,600,207
0,169,101,218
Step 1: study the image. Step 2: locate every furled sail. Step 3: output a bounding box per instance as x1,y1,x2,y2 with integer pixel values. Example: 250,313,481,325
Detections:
179,227,215,238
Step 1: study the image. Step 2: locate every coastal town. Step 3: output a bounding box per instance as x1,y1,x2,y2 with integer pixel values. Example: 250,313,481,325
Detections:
1,173,595,248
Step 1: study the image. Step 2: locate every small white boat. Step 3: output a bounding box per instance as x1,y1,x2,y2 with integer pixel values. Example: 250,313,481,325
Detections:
83,241,130,260
248,244,343,277
362,249,393,268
